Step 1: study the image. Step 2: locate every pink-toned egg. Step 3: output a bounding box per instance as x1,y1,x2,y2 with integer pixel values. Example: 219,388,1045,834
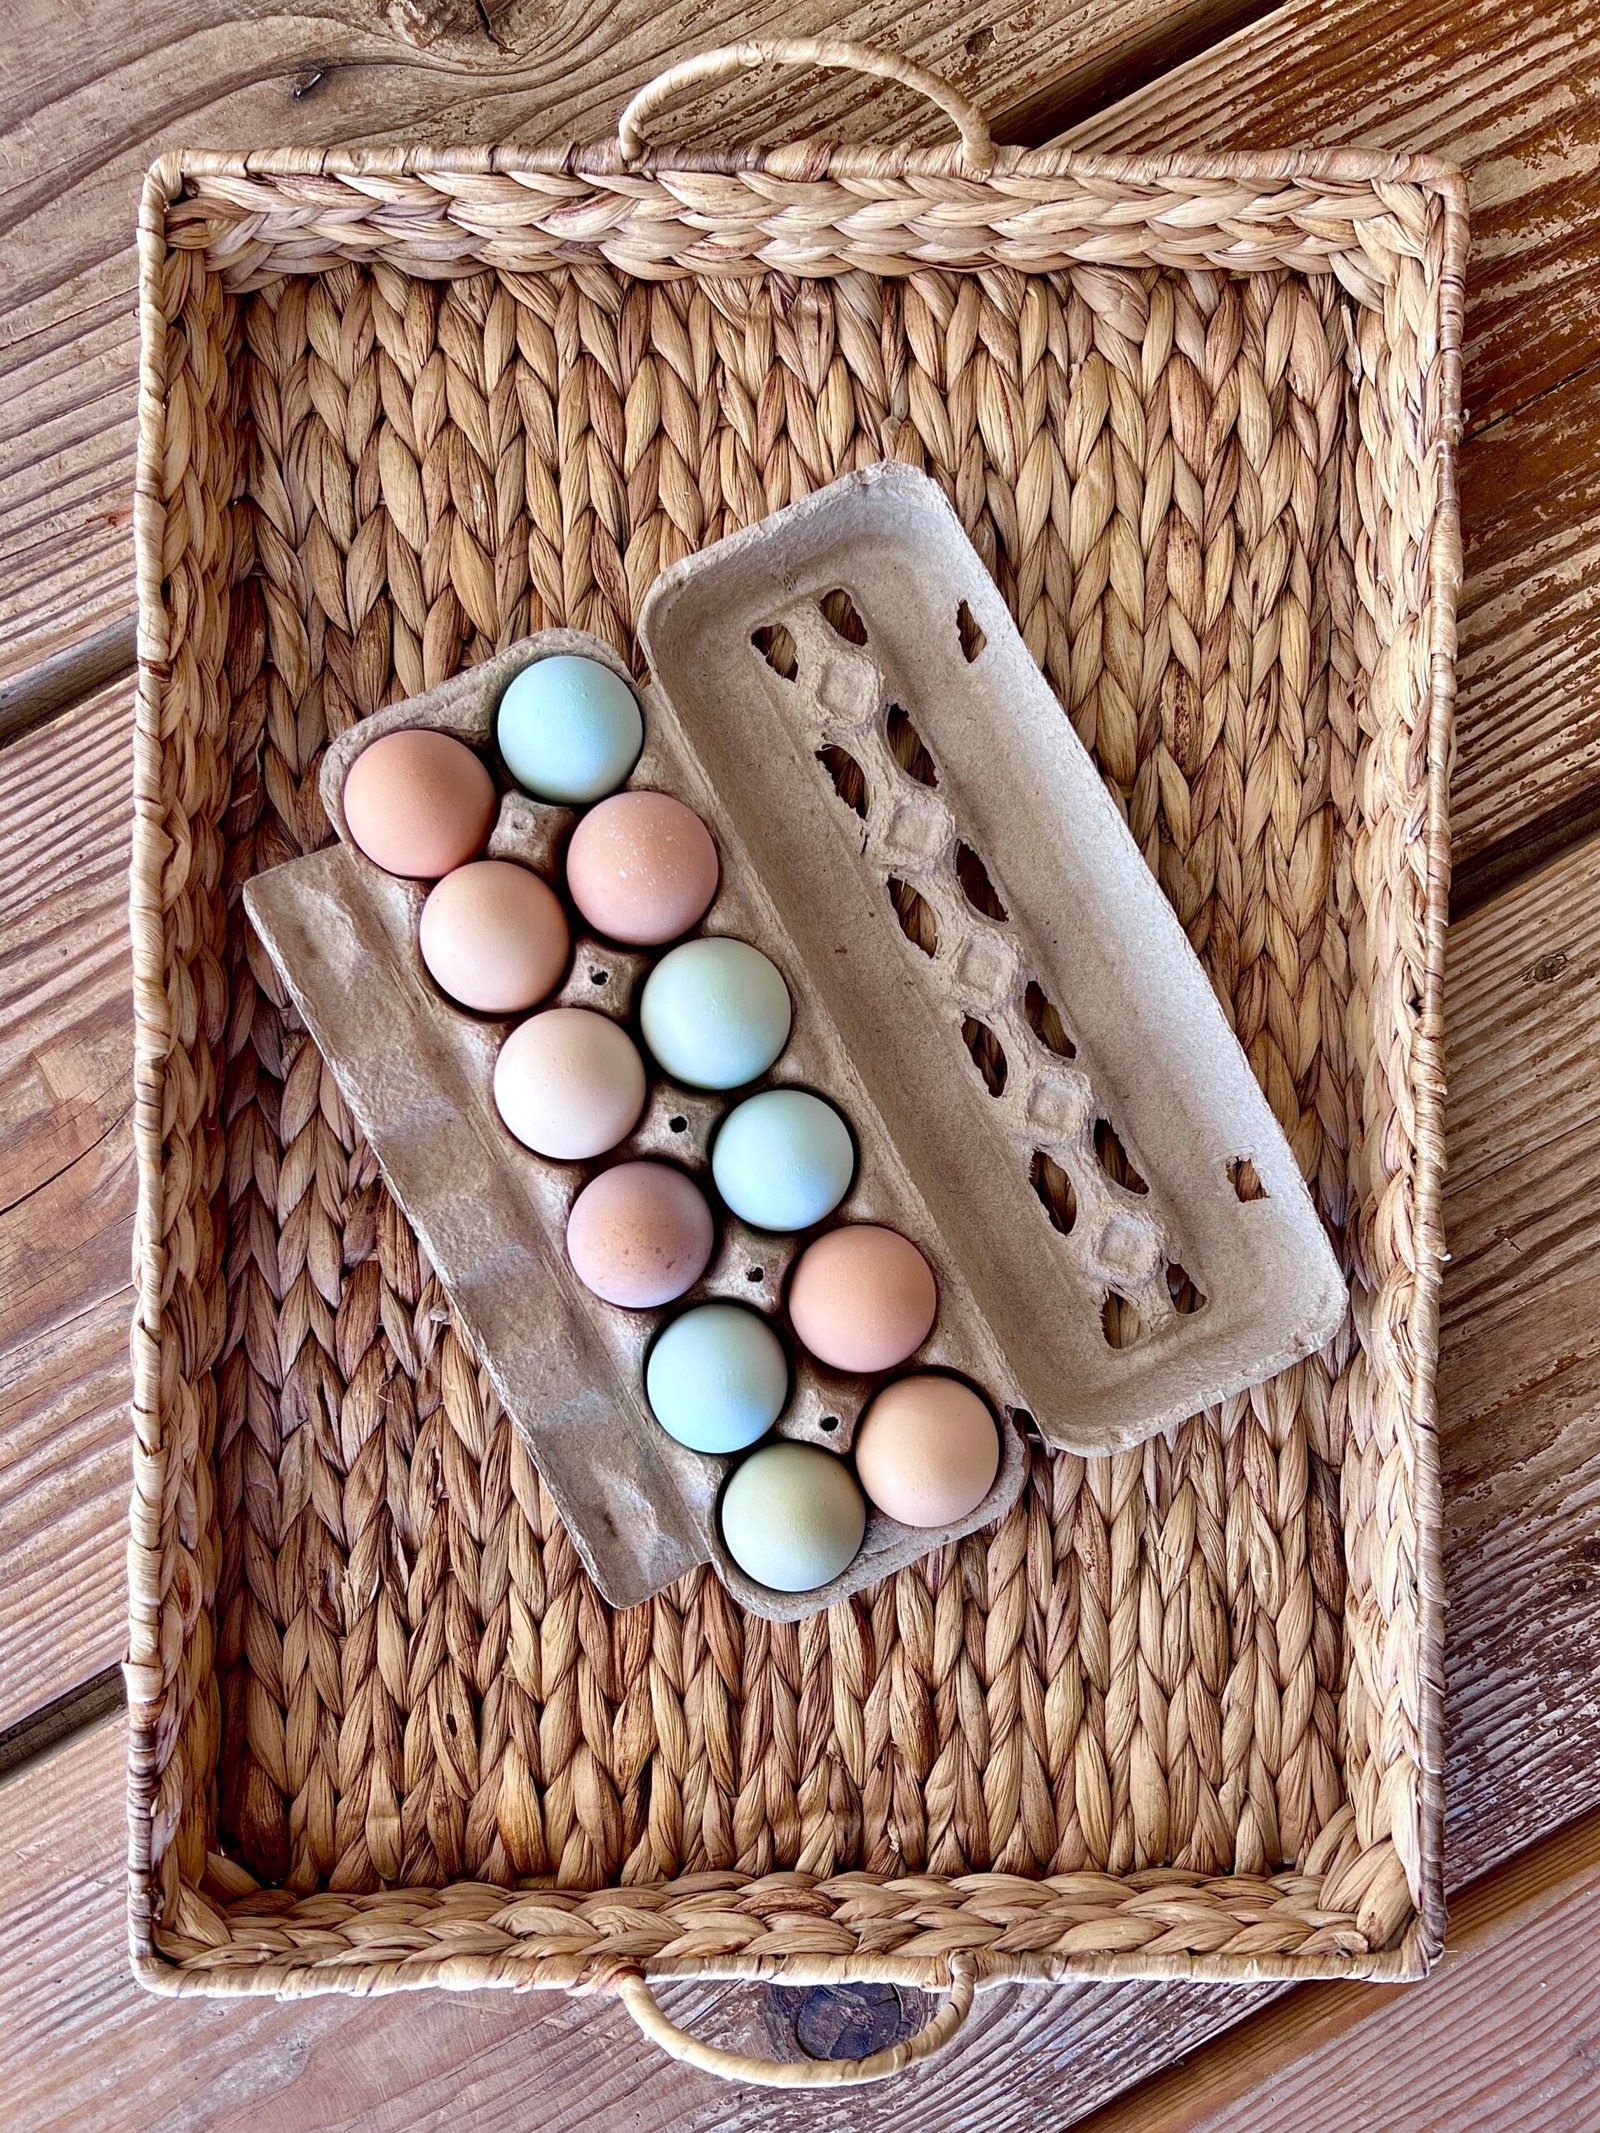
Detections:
419,860,570,1014
493,1008,646,1160
564,790,719,946
566,1162,715,1308
787,1225,937,1374
344,729,496,879
852,1376,999,1530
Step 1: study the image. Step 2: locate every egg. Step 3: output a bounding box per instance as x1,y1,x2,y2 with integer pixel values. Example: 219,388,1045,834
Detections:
493,1007,646,1160
343,728,497,878
852,1375,1000,1530
639,938,792,1090
646,1303,789,1455
566,1162,715,1309
496,654,644,804
788,1225,937,1373
565,790,719,946
719,1441,866,1593
712,1090,855,1232
418,860,570,1013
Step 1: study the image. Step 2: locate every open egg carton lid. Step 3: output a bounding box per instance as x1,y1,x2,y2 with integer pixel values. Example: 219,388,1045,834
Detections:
245,461,1345,1619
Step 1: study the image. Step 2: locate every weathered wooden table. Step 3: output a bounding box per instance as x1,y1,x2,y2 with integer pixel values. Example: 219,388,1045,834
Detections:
4,3,1600,2127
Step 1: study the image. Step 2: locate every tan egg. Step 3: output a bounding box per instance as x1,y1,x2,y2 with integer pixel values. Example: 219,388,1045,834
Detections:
853,1375,999,1530
343,728,497,878
566,1162,715,1309
565,790,720,946
493,1007,645,1160
787,1225,937,1373
419,860,570,1013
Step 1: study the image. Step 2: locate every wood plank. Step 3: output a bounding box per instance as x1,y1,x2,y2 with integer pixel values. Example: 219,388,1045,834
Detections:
1064,0,1600,883
0,0,1249,686
0,682,136,1730
1079,1805,1600,2133
0,1715,1279,2133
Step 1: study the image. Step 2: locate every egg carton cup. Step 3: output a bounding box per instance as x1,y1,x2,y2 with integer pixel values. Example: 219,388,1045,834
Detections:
244,461,1345,1619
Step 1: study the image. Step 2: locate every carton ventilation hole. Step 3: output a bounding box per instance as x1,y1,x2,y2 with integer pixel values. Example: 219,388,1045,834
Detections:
1024,981,1076,1059
962,1018,1008,1097
1100,1291,1143,1349
819,1415,840,1433
588,968,608,986
1166,1262,1207,1315
1095,1118,1149,1195
746,1266,764,1283
668,1115,687,1133
885,703,939,786
817,744,868,818
820,588,869,645
955,841,1008,922
1228,1156,1268,1202
752,622,799,679
1031,1149,1078,1236
957,599,987,662
888,876,938,956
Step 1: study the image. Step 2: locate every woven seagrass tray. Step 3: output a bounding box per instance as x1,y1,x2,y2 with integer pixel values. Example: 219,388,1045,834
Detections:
126,39,1464,2085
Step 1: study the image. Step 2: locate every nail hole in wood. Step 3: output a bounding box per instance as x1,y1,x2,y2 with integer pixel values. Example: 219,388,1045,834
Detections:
957,599,987,662
955,840,1008,922
1100,1291,1143,1349
885,703,938,787
1024,981,1076,1058
752,623,799,679
1166,1262,1207,1315
1228,1156,1267,1202
1031,1149,1077,1236
888,876,937,956
961,1017,1007,1097
817,744,868,818
820,588,869,645
1095,1118,1149,1195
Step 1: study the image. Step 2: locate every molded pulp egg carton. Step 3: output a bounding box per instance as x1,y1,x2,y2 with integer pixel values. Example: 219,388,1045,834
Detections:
245,463,1345,1621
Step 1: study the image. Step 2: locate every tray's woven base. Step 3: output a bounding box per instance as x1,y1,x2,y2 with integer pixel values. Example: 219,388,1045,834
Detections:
131,148,1458,1988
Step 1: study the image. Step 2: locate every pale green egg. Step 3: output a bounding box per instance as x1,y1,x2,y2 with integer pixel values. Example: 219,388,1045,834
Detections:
719,1440,866,1593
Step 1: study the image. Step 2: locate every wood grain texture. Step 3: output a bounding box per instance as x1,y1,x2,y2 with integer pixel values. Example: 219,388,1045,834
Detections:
0,1717,1279,2133
1079,1806,1600,2133
0,683,136,1731
0,0,1245,684
1061,0,1600,878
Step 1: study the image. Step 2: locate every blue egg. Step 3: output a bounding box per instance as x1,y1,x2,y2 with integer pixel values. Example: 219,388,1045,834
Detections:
639,937,792,1091
496,654,644,804
712,1089,855,1232
646,1303,789,1455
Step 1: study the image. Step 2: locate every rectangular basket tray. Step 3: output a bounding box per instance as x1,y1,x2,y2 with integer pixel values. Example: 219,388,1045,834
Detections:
126,134,1462,2001
244,465,1344,1617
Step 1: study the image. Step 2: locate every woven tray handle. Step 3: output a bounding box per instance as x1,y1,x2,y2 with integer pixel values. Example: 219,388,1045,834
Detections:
613,1956,978,2087
617,37,997,175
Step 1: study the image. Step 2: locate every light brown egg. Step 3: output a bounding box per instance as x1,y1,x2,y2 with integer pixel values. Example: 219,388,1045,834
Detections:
787,1225,937,1374
564,790,719,946
419,860,570,1014
566,1162,715,1309
853,1375,999,1530
493,1008,646,1160
343,728,497,879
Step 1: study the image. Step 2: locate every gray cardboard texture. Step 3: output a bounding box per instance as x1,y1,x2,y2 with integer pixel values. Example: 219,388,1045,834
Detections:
245,463,1346,1619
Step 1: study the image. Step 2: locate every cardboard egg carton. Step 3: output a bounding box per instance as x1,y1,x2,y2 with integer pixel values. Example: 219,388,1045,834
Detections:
245,462,1345,1619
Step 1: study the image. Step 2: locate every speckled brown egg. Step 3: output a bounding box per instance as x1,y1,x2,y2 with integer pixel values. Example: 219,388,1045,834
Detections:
787,1225,937,1373
564,790,720,946
852,1375,999,1530
343,729,496,878
566,1161,715,1309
